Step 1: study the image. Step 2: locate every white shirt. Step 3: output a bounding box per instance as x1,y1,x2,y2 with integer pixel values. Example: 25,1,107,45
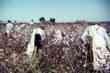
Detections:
81,25,110,49
32,28,45,40
6,23,14,33
81,25,110,70
53,29,62,41
30,21,34,25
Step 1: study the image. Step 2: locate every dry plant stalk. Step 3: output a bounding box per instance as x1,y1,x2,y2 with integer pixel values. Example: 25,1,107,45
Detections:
30,48,42,73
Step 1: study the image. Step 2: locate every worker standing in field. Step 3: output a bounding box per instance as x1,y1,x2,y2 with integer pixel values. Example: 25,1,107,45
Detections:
52,29,62,44
25,26,45,73
6,20,14,37
30,19,34,25
34,27,45,53
81,23,110,72
26,26,45,58
50,24,63,45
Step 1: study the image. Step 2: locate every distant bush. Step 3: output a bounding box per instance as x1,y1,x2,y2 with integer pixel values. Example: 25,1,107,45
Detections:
39,17,46,23
49,18,55,23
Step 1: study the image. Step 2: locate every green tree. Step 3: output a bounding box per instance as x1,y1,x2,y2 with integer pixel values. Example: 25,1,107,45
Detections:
39,17,45,23
50,18,55,23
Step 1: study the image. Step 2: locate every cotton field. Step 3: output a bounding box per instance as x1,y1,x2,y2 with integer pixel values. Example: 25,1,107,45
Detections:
0,21,110,73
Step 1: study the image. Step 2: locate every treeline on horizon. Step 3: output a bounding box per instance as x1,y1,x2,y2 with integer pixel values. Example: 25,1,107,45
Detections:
0,17,110,24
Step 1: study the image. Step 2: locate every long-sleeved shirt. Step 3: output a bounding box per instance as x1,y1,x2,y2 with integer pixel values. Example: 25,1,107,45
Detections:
26,28,45,57
6,23,14,33
81,25,110,49
81,24,110,70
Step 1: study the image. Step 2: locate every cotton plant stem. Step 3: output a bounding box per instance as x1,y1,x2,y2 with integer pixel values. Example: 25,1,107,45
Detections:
64,50,74,73
29,48,42,73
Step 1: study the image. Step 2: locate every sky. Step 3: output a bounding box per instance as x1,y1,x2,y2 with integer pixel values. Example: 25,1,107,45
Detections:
0,0,110,22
